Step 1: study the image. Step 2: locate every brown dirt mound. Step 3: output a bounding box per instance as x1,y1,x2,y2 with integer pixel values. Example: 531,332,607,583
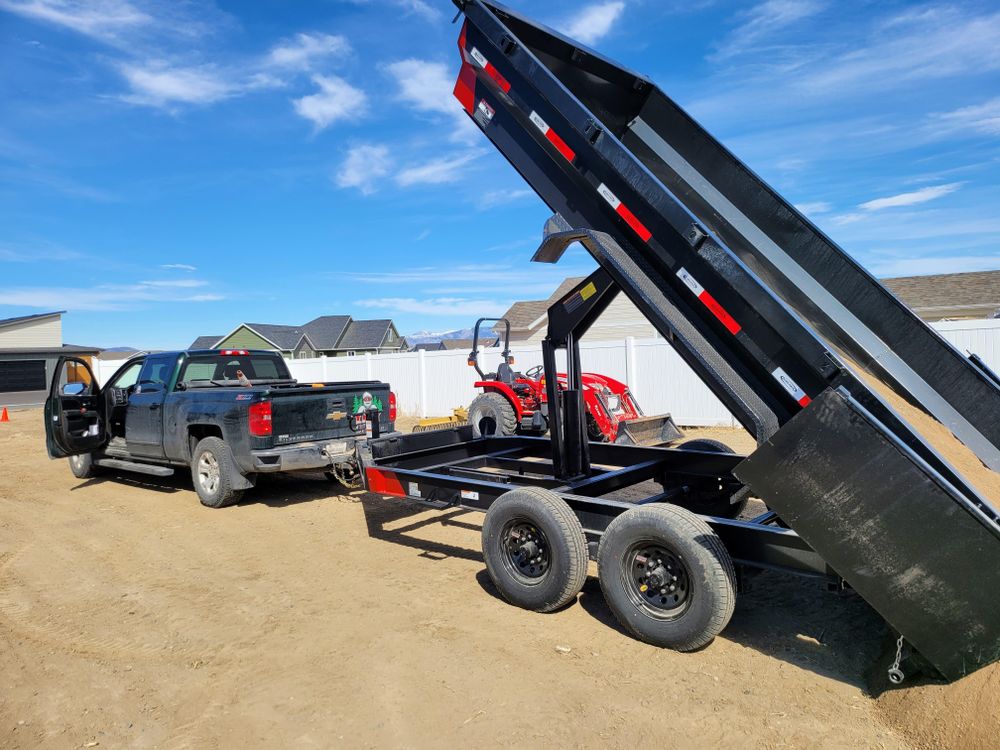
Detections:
875,665,1000,750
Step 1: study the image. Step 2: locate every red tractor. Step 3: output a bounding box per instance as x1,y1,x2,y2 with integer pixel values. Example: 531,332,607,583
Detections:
465,318,682,446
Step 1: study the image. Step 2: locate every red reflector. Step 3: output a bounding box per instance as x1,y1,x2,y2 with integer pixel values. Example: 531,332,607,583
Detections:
248,401,272,437
366,468,406,497
698,290,742,335
597,183,652,243
389,391,397,423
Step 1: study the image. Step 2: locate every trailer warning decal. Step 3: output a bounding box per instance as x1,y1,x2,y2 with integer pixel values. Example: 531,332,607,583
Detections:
771,367,811,407
529,111,575,162
597,183,652,242
469,47,511,93
677,268,742,335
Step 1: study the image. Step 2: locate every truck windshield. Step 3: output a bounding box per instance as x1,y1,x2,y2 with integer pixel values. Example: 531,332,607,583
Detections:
179,354,291,384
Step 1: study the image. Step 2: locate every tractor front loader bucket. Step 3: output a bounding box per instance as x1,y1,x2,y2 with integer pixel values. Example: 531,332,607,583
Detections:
614,414,684,447
413,408,470,433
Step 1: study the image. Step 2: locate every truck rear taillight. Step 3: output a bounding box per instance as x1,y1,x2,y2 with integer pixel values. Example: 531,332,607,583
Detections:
389,391,397,423
248,401,272,437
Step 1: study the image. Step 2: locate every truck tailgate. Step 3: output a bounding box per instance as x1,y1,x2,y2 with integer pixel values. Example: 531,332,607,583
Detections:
269,382,393,445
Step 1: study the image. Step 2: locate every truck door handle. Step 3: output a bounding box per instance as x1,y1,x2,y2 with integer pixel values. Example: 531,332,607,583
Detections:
150,404,160,411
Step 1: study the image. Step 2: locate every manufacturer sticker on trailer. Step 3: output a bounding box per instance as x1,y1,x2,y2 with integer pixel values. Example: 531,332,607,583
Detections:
772,367,811,407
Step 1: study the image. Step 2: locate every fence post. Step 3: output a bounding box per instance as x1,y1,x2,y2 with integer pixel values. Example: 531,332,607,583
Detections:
625,336,638,395
365,352,373,380
321,355,330,382
418,349,428,418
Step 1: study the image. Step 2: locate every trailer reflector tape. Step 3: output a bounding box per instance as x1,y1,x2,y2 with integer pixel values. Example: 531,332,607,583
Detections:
461,489,480,501
772,367,811,407
529,111,575,162
597,183,652,242
677,268,742,335
469,47,511,93
366,467,406,497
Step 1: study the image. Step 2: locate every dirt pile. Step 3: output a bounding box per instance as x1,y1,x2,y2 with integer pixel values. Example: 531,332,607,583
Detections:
876,665,1000,750
837,354,1000,507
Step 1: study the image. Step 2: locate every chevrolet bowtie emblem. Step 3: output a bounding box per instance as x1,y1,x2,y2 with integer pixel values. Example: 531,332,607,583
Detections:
326,411,347,421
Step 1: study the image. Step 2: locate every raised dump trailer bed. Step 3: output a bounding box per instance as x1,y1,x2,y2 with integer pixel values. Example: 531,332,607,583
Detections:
366,0,1000,684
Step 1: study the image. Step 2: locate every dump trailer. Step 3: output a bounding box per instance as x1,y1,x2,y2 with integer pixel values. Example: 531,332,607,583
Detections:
362,0,1000,683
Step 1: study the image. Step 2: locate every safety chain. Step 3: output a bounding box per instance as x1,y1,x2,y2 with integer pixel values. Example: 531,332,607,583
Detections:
887,635,906,684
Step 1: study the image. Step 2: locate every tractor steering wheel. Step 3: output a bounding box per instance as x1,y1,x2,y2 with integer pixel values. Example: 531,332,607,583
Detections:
525,364,544,380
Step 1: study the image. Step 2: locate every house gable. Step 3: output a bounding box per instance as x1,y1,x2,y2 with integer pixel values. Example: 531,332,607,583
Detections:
218,325,284,352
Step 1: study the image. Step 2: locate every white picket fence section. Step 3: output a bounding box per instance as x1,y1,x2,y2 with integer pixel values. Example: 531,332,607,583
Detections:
93,319,1000,427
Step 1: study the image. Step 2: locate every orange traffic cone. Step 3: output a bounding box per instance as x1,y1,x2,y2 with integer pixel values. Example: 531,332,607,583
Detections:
0,407,8,423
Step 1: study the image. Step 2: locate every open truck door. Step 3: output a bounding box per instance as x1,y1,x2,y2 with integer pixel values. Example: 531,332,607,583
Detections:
44,357,106,459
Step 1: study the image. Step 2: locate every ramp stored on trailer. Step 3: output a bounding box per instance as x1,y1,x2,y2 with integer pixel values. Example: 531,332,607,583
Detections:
451,0,1000,681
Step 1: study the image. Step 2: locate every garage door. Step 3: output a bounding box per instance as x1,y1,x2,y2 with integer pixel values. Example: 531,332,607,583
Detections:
0,360,47,392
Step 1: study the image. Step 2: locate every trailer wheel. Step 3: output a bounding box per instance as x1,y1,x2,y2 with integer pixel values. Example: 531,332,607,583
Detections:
598,505,736,651
481,487,588,613
468,392,518,438
676,438,750,518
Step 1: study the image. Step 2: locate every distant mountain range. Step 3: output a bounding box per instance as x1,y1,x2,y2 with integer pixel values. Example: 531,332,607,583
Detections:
404,328,476,345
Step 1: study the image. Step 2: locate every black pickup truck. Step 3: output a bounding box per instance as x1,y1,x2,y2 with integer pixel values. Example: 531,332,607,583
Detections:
44,349,396,507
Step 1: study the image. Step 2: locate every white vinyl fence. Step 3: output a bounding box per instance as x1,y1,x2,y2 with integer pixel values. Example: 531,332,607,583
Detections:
93,319,1000,427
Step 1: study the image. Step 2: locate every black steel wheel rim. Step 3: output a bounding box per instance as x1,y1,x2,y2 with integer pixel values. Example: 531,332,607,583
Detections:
498,517,550,586
620,541,691,619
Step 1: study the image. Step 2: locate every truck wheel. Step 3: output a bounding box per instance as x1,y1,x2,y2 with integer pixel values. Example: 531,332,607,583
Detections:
68,453,100,479
598,505,736,651
481,487,588,613
191,437,244,508
676,438,750,518
468,392,518,438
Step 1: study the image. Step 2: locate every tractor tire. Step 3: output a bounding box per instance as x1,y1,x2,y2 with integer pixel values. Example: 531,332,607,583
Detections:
191,437,244,509
675,438,751,518
468,392,518,438
68,453,100,479
481,487,589,613
597,505,736,651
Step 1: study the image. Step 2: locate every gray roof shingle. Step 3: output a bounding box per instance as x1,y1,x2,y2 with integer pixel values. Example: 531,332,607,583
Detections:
189,335,222,349
883,270,1000,320
302,315,352,349
337,319,392,350
0,310,65,329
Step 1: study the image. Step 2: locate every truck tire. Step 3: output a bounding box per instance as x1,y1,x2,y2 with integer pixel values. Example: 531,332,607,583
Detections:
676,438,750,518
191,437,244,508
597,505,736,651
468,392,518,438
68,453,100,479
481,487,589,613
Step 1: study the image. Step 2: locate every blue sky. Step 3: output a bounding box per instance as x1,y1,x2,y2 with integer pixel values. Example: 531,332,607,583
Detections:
1,0,998,350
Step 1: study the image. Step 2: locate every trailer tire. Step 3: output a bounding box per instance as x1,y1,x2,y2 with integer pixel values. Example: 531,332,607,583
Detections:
598,505,736,651
191,437,244,509
676,438,750,518
469,392,518,438
481,487,588,613
68,453,100,479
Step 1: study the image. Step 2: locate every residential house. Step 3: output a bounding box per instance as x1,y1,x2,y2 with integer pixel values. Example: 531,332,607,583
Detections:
190,316,406,358
0,311,100,397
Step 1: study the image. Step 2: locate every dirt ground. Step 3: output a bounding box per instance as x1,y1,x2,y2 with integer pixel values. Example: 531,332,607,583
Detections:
0,409,937,748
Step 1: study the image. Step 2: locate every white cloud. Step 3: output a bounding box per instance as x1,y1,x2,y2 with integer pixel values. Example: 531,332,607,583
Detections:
794,201,831,215
395,151,483,187
292,75,368,130
344,0,439,22
266,32,350,71
119,61,237,107
383,58,478,144
0,282,223,311
0,0,150,42
138,279,208,288
356,297,509,317
932,98,1000,138
558,1,625,45
859,183,961,212
476,188,534,210
712,0,824,61
335,144,392,195
160,263,196,271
